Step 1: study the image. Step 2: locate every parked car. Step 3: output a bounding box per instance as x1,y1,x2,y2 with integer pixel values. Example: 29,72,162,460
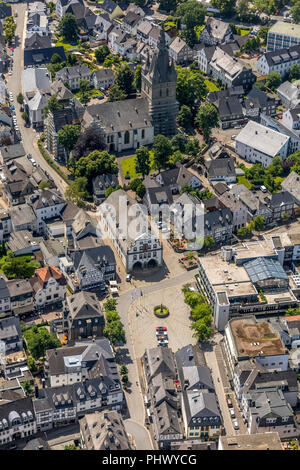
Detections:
227,397,233,408
230,409,236,418
233,420,239,430
126,274,131,282
156,326,167,332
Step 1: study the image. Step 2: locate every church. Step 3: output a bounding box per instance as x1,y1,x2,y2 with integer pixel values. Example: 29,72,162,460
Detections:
82,29,178,153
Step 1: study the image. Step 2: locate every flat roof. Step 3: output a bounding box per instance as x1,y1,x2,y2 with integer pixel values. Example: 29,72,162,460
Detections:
199,256,257,297
228,316,286,357
219,432,283,450
269,21,300,38
234,240,274,262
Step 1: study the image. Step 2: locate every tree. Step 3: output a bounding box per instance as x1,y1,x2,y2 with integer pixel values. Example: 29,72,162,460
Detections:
17,93,24,105
136,182,146,199
236,0,250,20
191,318,213,342
176,1,206,29
211,0,235,16
95,44,110,63
3,17,16,45
105,184,122,198
185,138,200,156
178,105,193,130
171,134,186,153
104,298,118,311
65,177,88,207
115,64,134,96
23,326,61,359
22,380,33,396
106,310,121,322
57,124,80,154
153,135,173,171
159,0,177,12
291,1,300,23
265,72,282,91
204,235,215,249
104,320,126,345
179,28,198,48
133,64,142,92
108,84,126,102
58,13,79,41
2,252,39,279
50,53,63,64
39,181,51,190
43,94,61,117
67,53,77,66
64,444,77,450
75,150,118,183
238,226,248,238
195,103,219,141
253,215,265,230
72,127,105,161
135,146,151,178
27,356,37,373
176,67,208,113
21,111,29,123
289,63,300,81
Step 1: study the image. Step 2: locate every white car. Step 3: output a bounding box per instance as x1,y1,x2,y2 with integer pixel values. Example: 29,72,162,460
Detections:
233,420,239,430
8,70,12,76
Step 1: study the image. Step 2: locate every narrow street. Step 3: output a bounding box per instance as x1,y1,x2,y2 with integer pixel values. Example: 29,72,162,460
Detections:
7,3,68,196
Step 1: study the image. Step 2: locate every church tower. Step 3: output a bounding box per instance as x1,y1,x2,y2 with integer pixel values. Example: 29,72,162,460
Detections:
141,29,178,136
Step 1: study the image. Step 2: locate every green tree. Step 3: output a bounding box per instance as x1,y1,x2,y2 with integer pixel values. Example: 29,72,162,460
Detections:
115,64,134,96
22,380,33,396
120,365,128,375
185,138,200,156
178,105,193,130
65,177,88,207
104,298,118,311
105,184,122,199
95,44,110,63
64,444,77,450
289,63,300,81
211,0,235,16
51,53,63,64
58,13,79,41
21,111,29,123
75,150,118,181
236,0,250,20
136,182,146,199
195,103,219,141
291,1,300,23
135,146,151,178
17,93,24,105
159,0,177,12
39,181,51,190
3,17,16,45
204,235,215,249
58,124,80,154
133,64,142,92
265,72,282,91
153,134,173,171
253,215,265,230
23,326,61,359
238,226,248,238
191,318,213,342
106,310,121,322
108,84,126,102
176,67,208,113
27,356,37,373
43,94,61,117
171,134,186,152
2,253,39,279
176,1,206,29
104,320,126,345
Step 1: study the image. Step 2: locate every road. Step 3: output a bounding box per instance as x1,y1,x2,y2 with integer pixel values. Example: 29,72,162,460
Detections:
8,3,68,196
124,419,152,450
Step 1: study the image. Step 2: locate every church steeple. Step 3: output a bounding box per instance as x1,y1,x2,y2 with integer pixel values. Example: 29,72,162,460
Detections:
141,29,178,137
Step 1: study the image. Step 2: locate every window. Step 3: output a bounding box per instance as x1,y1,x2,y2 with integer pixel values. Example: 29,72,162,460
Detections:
124,130,130,144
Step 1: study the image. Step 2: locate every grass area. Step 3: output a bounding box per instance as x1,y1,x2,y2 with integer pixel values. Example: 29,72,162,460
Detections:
239,29,251,36
204,79,220,92
237,175,252,189
55,38,79,52
121,151,155,180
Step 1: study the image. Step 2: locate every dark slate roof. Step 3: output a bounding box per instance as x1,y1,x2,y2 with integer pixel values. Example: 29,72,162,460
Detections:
207,86,244,105
218,96,243,119
72,245,116,270
0,4,12,19
92,173,119,195
93,68,114,82
56,64,90,82
270,190,295,208
25,33,52,50
0,277,9,300
24,47,66,67
1,143,26,161
245,86,277,109
84,98,152,133
101,0,119,14
204,208,233,229
66,291,104,321
207,157,236,179
146,186,174,206
0,397,35,424
263,45,300,67
0,316,21,343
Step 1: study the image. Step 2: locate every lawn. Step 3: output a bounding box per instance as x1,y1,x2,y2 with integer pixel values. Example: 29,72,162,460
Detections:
204,79,220,92
55,38,79,52
239,29,251,36
237,175,252,189
121,151,154,180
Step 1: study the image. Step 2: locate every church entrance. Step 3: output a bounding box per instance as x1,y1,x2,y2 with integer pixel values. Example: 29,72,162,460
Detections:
109,144,115,152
